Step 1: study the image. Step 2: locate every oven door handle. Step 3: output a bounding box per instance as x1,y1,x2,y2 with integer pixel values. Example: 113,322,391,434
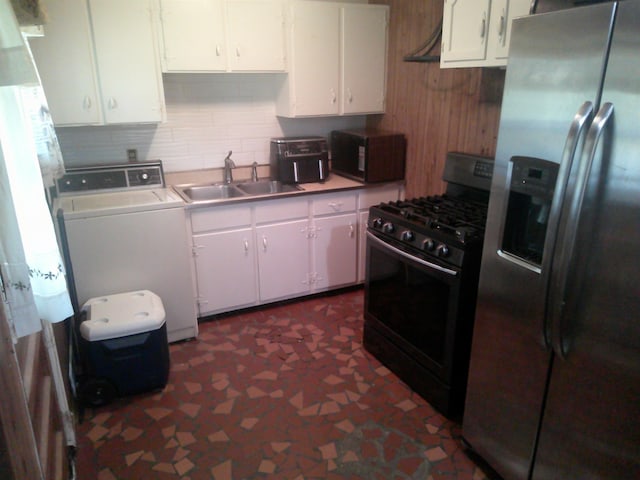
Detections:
367,231,458,276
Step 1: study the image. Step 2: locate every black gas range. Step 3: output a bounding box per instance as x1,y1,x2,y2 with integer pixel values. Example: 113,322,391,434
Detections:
368,193,489,268
363,152,494,419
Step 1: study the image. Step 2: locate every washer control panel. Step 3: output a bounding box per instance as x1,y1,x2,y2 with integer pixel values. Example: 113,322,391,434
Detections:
56,161,164,194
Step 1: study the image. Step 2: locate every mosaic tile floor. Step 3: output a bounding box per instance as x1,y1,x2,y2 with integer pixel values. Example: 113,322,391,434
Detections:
76,289,489,479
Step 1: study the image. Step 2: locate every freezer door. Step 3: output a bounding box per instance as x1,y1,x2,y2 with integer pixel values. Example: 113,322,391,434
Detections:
532,1,640,478
461,4,616,480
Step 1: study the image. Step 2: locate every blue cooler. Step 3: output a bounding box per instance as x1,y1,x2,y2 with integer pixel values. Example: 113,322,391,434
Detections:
79,290,170,405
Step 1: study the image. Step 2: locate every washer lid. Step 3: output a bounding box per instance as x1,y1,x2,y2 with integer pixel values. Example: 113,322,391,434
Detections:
56,188,183,219
80,290,166,342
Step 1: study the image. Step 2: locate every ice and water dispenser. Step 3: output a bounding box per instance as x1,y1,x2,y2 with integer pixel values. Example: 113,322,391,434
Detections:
501,156,559,266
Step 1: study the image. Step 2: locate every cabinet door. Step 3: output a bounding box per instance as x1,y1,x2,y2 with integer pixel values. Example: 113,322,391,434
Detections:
313,213,357,290
256,219,310,302
441,0,491,64
159,0,227,71
193,228,257,315
29,0,102,125
341,4,388,115
283,1,340,116
491,0,531,61
226,0,285,71
89,0,165,123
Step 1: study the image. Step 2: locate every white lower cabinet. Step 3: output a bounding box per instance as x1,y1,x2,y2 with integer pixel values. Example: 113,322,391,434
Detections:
313,213,357,290
190,204,256,316
256,219,311,302
193,228,257,315
311,192,358,290
187,185,401,316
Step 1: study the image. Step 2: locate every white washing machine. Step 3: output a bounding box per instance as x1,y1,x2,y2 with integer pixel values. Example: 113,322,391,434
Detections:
54,161,198,343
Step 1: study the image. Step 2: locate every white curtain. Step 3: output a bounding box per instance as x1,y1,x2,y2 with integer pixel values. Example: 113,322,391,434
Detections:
0,0,72,339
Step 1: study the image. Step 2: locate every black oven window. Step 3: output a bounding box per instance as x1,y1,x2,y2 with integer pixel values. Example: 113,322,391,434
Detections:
367,246,450,367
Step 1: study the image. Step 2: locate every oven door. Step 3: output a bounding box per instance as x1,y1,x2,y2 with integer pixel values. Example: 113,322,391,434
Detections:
364,230,463,384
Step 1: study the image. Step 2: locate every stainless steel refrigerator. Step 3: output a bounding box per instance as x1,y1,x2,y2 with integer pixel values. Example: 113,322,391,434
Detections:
462,2,640,479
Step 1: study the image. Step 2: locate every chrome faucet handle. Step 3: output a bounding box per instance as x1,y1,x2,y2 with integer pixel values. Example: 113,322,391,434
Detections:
251,161,259,182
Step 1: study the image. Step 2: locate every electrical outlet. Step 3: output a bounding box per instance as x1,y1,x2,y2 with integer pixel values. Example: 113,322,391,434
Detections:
127,149,138,162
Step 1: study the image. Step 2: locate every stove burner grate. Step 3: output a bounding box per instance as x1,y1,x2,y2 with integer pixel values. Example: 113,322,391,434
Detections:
376,194,488,244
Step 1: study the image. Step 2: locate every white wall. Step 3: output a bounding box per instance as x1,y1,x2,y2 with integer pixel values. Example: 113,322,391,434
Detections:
56,73,366,172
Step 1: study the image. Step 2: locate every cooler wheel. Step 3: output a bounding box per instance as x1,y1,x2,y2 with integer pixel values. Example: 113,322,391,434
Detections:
80,378,117,407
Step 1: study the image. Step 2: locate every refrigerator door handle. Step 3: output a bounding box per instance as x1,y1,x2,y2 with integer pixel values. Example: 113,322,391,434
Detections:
547,102,614,359
541,101,594,347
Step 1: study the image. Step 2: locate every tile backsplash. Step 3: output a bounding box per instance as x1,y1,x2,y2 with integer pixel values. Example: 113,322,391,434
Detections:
56,73,366,173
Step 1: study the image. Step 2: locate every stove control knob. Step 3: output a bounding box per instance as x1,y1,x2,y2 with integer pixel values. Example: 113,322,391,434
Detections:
372,217,384,229
401,230,415,242
139,171,151,183
436,244,450,258
422,238,435,251
383,222,395,234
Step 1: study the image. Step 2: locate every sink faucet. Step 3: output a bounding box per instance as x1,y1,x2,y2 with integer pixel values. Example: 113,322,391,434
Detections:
251,161,259,182
223,151,235,184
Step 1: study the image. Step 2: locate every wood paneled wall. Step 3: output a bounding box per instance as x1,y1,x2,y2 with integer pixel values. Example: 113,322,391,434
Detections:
368,0,505,197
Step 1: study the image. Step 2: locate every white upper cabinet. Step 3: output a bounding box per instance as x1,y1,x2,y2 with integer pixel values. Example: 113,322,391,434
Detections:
276,1,389,118
89,0,165,123
277,1,341,116
30,0,165,126
29,0,101,125
488,0,531,63
441,0,491,64
341,4,388,114
159,0,227,71
158,0,286,72
226,0,286,71
440,0,531,68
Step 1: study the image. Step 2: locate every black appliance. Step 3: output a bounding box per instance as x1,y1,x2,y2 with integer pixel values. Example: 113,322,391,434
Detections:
270,136,329,184
330,129,406,183
363,152,493,418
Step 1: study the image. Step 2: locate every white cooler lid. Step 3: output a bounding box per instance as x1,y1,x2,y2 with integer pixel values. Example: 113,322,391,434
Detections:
80,290,166,342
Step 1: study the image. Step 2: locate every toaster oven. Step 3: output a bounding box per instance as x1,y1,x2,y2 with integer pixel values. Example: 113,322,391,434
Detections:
270,136,329,184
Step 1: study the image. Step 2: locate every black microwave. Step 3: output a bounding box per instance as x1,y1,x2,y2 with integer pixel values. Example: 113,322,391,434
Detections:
330,129,406,183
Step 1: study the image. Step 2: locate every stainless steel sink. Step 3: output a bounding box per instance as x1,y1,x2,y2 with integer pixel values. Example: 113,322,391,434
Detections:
236,180,301,195
175,184,245,202
174,179,303,204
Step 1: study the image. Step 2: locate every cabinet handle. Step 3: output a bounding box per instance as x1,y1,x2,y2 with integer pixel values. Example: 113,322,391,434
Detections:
498,9,506,38
347,88,353,103
262,235,267,252
236,46,241,57
83,95,92,110
349,223,355,238
330,88,337,104
108,97,118,110
328,201,343,211
480,12,487,40
243,239,249,253
216,45,221,57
